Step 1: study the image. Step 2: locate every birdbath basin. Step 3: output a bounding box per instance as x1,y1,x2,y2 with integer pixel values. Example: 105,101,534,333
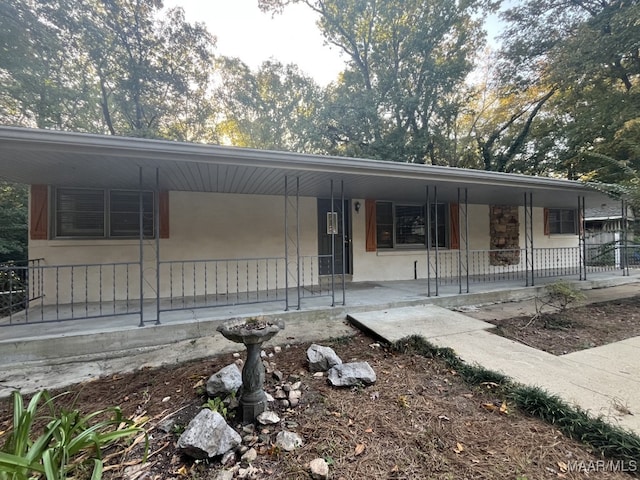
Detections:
217,317,284,422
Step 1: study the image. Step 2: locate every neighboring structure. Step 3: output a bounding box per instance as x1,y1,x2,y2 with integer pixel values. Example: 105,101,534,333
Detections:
0,127,631,325
585,203,637,268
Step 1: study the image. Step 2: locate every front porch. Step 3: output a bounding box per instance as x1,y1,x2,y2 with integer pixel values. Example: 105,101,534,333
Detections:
1,267,638,369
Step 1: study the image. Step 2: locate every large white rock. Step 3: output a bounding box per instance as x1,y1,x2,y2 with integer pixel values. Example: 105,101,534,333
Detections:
207,363,242,397
309,458,330,479
275,430,304,451
307,344,342,372
177,410,242,459
327,362,377,387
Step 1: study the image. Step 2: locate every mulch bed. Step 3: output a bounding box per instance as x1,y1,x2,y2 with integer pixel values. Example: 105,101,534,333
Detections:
488,295,640,355
1,332,634,479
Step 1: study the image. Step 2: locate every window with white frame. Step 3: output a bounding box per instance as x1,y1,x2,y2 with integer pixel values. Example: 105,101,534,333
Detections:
548,208,576,234
54,188,154,238
376,201,447,248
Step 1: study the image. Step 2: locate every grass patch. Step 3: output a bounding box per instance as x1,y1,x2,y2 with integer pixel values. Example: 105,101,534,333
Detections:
393,335,640,468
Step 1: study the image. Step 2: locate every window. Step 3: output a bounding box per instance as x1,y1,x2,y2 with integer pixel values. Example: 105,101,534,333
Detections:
54,188,154,238
376,202,447,249
548,208,576,234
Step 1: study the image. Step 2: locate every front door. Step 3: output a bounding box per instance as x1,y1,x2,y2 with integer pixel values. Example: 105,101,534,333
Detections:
317,199,351,275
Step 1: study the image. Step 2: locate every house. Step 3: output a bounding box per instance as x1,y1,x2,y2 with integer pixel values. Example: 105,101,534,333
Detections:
0,126,633,327
585,203,637,268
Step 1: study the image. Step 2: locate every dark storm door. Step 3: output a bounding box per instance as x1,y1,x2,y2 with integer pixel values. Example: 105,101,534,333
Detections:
317,199,351,275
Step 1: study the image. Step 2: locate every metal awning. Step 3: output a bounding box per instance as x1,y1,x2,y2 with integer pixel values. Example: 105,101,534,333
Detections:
0,126,611,207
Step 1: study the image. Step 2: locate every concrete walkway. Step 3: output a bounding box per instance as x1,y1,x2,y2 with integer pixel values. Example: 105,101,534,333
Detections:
349,298,640,436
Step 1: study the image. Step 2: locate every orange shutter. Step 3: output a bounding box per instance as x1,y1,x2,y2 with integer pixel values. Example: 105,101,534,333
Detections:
30,185,48,240
365,199,377,252
543,208,550,235
449,203,460,249
159,191,170,239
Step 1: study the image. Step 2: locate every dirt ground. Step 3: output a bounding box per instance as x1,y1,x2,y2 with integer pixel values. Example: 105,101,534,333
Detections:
485,295,640,355
1,329,637,479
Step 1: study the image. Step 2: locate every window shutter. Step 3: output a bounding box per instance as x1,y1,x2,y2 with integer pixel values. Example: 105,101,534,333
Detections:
543,208,550,235
365,199,377,252
30,185,48,240
159,191,170,239
449,203,460,249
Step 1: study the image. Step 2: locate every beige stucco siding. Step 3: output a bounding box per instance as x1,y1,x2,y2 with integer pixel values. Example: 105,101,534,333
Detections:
350,201,579,283
29,191,317,304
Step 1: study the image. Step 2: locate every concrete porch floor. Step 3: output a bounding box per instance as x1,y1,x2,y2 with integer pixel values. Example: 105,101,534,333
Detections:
0,271,638,397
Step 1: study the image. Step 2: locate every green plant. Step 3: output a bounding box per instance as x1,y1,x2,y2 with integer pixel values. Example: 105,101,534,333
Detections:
0,390,147,480
545,281,585,312
202,397,229,420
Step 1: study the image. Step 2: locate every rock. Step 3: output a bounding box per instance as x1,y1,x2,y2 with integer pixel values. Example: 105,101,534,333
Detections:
221,450,236,467
313,372,324,378
277,399,290,408
265,392,275,402
307,344,342,372
177,410,242,459
156,417,176,434
274,389,287,400
288,390,302,407
237,466,261,479
273,370,284,382
215,471,234,480
257,411,280,425
275,430,303,451
327,362,377,387
291,381,302,390
309,458,330,479
241,447,258,464
274,346,282,354
207,364,242,397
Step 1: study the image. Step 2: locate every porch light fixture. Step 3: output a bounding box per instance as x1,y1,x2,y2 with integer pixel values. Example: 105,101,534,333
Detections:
354,201,361,213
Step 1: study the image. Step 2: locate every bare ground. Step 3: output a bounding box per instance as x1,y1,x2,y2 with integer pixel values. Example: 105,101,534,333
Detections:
486,295,640,355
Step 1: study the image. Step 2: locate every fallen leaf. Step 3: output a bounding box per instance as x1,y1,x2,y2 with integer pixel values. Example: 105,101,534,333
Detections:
481,381,499,389
557,461,568,473
454,442,465,454
355,443,366,456
438,415,450,421
390,464,399,473
192,379,204,389
370,391,380,401
499,401,508,414
365,428,373,433
348,419,354,426
176,465,188,476
482,402,497,412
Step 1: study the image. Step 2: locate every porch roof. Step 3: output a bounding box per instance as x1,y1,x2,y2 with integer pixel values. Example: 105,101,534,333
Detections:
0,126,610,207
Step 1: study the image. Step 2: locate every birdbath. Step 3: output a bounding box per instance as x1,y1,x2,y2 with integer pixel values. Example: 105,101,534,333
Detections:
217,317,284,423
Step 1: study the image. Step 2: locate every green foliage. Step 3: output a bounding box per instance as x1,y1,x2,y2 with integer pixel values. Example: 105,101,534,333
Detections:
544,281,586,312
259,0,498,164
202,397,229,420
0,390,147,480
0,183,27,263
392,335,640,466
0,0,217,139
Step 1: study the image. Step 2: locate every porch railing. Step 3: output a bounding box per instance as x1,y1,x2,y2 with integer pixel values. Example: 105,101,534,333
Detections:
0,261,140,325
158,256,287,312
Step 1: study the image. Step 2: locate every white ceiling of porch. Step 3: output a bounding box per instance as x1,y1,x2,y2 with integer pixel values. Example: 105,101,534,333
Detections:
0,127,612,208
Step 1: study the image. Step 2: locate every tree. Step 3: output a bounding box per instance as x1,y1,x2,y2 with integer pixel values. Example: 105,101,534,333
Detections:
0,0,218,138
260,0,498,164
497,0,639,177
0,183,28,263
216,58,325,152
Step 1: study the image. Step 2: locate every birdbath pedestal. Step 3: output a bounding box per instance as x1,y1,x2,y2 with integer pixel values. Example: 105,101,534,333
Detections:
217,317,284,423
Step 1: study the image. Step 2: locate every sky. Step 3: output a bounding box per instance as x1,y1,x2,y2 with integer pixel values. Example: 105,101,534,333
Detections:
165,0,507,86
164,0,346,85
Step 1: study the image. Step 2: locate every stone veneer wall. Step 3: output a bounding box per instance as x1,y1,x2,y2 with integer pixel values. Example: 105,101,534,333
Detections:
489,205,520,266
